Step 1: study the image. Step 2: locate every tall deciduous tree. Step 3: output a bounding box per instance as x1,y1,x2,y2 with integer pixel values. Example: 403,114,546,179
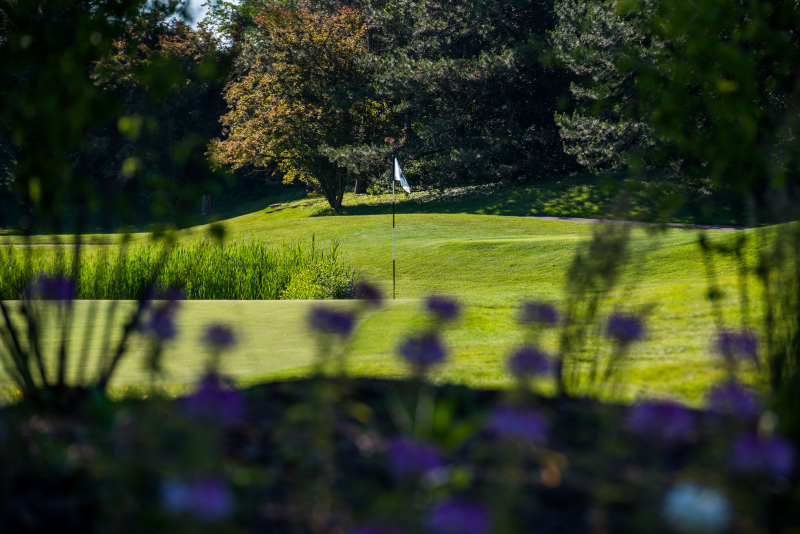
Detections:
209,5,382,209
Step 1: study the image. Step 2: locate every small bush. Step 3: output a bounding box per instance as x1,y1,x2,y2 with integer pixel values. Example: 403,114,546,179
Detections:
281,259,356,300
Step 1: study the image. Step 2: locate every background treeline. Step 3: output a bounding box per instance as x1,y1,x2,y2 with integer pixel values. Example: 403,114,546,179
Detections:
3,0,800,225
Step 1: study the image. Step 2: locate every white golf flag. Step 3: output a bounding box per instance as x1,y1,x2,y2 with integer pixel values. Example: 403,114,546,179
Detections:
394,158,411,193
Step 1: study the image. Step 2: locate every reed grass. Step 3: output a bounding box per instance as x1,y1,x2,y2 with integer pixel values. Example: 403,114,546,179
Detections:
0,238,354,300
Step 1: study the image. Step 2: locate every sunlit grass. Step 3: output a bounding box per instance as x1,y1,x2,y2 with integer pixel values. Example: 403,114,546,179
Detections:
0,183,755,405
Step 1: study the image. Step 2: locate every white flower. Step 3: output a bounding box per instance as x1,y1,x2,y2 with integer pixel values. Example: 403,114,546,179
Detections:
662,482,730,534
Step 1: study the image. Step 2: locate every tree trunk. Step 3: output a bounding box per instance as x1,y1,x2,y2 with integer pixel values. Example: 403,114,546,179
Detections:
354,179,367,194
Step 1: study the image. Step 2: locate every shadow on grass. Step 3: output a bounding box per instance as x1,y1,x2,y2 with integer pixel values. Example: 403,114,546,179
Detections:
314,172,743,226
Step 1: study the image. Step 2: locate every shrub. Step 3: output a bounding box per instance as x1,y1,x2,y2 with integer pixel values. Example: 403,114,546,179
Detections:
281,259,356,300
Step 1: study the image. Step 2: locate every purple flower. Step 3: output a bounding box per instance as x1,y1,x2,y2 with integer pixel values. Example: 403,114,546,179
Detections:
716,330,757,362
203,324,236,350
706,381,760,419
29,275,74,301
351,525,409,534
486,405,548,444
626,401,695,443
426,295,460,321
426,499,490,534
308,307,354,335
146,305,177,341
606,313,645,343
162,476,234,521
519,302,558,325
398,332,446,369
386,437,446,479
507,346,552,378
356,281,383,305
182,373,244,422
730,434,795,479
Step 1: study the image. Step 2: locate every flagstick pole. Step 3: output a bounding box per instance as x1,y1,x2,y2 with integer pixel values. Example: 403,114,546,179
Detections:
392,155,396,300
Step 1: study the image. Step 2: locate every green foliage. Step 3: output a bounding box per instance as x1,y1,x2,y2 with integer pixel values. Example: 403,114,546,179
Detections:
211,0,580,192
0,239,354,300
210,5,382,210
636,0,800,215
550,0,662,169
282,259,356,300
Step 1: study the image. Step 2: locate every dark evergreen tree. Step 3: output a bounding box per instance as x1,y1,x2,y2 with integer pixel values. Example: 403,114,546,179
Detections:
550,0,661,170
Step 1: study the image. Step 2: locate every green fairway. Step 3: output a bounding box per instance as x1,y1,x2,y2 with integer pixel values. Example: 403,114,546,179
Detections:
0,190,755,405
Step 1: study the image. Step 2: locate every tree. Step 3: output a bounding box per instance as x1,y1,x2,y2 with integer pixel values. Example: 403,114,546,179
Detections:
209,5,382,209
550,0,661,170
92,18,230,224
634,0,800,218
356,0,580,188
209,0,580,192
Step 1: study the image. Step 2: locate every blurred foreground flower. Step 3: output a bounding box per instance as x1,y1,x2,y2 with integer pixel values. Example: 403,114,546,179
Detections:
203,324,237,350
715,330,757,362
662,482,730,534
606,313,644,344
309,307,354,335
162,476,234,521
508,346,552,378
398,332,446,369
730,434,795,479
426,295,460,321
182,373,244,422
144,305,178,341
518,301,558,325
356,281,383,305
706,381,760,420
427,499,490,534
487,405,548,444
386,437,446,479
28,275,75,301
626,401,694,443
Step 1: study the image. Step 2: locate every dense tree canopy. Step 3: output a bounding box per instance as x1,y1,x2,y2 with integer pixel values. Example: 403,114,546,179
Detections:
5,0,800,224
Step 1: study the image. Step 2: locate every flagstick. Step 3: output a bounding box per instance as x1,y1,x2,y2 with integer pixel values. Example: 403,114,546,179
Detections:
392,155,396,300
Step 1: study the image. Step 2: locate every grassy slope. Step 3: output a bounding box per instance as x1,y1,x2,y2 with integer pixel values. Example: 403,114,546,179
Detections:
0,179,752,405
215,199,747,405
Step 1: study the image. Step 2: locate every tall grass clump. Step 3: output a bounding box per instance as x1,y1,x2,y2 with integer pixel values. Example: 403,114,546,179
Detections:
0,238,355,300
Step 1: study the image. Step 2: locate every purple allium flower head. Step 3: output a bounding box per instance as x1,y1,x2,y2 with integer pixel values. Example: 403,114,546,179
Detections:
386,437,446,479
487,405,548,444
203,324,236,350
398,332,446,368
606,313,645,344
519,301,558,325
146,305,177,341
351,524,410,534
426,295,460,321
508,346,552,378
730,434,795,479
308,307,354,335
356,281,383,305
626,401,695,443
29,275,74,301
426,499,490,534
183,373,245,422
706,381,760,419
715,330,757,362
162,476,234,521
